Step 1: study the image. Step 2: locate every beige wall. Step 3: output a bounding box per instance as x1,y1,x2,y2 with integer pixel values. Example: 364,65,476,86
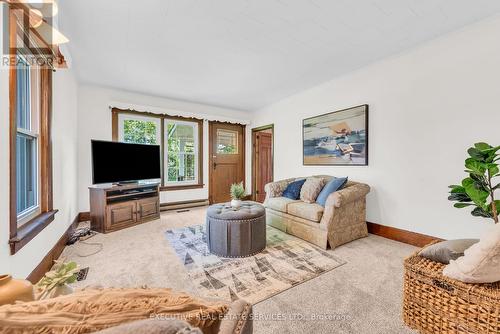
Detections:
76,85,253,211
252,15,500,240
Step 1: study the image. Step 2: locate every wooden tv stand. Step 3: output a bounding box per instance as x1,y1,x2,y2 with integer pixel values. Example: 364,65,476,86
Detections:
89,183,160,233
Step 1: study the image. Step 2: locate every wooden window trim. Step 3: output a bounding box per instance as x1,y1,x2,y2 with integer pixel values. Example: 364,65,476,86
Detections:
8,8,56,255
111,108,204,191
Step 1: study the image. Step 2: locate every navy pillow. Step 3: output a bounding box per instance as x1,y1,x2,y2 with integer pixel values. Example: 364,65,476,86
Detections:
282,179,307,200
316,177,348,206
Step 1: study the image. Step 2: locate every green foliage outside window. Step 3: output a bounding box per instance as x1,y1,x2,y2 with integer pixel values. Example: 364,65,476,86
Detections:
167,123,196,182
123,120,157,144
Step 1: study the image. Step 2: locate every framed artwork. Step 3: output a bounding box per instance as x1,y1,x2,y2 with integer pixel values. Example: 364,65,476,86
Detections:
303,104,368,166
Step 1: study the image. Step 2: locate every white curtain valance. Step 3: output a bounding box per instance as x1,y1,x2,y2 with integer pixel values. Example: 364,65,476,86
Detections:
109,102,251,125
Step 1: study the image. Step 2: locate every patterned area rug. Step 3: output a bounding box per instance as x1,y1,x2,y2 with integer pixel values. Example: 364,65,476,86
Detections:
165,225,346,304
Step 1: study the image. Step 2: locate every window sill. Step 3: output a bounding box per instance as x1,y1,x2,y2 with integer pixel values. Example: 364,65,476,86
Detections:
9,210,58,255
161,184,205,191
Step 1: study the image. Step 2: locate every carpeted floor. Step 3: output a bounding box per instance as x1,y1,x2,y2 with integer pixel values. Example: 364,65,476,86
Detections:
61,207,417,334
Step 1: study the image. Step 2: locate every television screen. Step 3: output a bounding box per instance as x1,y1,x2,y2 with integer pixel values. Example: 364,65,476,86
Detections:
91,140,161,184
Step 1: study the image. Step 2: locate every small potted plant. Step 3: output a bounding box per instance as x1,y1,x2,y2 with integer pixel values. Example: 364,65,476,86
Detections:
448,142,499,224
230,182,245,209
35,260,80,300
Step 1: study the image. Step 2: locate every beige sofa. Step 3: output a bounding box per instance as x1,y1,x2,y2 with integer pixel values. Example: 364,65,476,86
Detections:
264,175,370,249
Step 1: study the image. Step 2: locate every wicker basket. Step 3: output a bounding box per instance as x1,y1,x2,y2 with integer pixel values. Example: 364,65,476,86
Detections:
403,241,500,334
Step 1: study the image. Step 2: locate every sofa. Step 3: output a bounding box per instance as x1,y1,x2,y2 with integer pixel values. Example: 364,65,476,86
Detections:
264,175,370,249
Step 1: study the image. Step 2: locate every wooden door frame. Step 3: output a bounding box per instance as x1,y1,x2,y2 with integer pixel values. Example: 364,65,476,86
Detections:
251,124,274,201
208,121,246,204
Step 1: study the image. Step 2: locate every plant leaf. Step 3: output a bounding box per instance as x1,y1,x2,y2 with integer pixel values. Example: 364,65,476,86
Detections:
462,177,489,208
474,142,492,151
454,203,474,208
471,207,492,218
467,147,488,162
465,158,487,175
449,185,466,193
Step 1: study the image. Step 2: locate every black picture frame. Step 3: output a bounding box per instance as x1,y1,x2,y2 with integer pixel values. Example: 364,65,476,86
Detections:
302,104,369,166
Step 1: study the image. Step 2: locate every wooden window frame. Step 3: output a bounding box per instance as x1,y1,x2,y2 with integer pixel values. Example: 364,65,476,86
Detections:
111,108,204,191
8,8,57,255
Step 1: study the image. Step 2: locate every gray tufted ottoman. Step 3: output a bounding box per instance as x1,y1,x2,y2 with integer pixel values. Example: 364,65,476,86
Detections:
206,201,266,258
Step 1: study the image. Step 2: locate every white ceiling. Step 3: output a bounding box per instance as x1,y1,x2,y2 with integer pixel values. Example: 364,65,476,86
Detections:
59,0,500,111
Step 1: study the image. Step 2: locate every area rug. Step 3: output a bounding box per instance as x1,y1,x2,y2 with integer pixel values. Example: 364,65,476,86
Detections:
165,225,346,304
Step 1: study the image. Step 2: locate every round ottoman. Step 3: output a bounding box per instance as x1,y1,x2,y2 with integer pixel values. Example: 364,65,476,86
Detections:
206,201,266,258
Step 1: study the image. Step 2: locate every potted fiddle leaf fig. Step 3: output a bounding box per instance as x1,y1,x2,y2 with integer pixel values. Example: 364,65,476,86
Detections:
230,182,245,209
448,142,499,224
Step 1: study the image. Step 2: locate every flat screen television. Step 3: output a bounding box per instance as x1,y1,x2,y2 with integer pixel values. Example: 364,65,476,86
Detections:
91,140,161,184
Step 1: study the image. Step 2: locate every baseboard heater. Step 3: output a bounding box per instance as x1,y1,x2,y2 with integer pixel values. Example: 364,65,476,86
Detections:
160,199,209,211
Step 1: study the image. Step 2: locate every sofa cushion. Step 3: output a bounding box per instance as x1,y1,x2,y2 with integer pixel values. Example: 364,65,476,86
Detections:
287,202,324,222
282,179,307,200
316,177,348,206
265,197,300,212
300,177,326,203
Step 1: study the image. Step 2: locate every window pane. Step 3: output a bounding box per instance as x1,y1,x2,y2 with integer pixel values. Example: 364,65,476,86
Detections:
16,134,37,216
123,119,158,144
217,129,238,154
167,122,197,183
16,58,31,130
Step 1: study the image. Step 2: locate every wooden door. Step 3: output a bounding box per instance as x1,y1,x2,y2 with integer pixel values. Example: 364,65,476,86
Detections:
106,201,137,231
209,122,245,204
253,131,273,202
137,197,160,221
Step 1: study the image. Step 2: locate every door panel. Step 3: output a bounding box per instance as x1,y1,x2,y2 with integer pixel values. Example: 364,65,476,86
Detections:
137,197,159,220
209,122,245,204
254,131,273,202
106,202,136,231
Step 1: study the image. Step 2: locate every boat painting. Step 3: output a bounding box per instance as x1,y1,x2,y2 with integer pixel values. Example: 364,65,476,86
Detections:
303,105,368,166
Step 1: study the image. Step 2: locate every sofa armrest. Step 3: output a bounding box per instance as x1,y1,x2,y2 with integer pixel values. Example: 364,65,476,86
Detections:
218,300,253,334
264,178,294,201
325,183,370,208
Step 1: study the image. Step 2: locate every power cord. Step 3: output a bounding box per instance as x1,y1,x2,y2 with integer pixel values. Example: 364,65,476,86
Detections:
67,227,104,257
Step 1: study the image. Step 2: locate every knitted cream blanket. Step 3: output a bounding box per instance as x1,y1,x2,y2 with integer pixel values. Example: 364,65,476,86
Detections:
0,288,228,334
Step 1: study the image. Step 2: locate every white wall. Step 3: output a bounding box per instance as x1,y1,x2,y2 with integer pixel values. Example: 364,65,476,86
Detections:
252,15,500,240
77,85,253,212
0,67,79,278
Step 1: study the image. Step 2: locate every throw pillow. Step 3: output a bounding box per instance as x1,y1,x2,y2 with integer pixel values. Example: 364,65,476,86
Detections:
266,180,289,198
282,179,306,200
419,239,479,264
443,224,500,283
316,177,348,206
300,178,326,203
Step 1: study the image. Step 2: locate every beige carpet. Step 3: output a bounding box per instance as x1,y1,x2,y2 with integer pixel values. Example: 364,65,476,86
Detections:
61,207,417,334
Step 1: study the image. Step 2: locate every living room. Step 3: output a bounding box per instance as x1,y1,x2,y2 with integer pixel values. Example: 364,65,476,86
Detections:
1,1,499,334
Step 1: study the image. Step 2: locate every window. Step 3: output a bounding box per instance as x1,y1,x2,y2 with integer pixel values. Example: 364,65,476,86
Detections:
118,114,161,145
9,55,56,255
166,119,199,186
216,129,238,154
112,109,203,190
16,56,40,225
